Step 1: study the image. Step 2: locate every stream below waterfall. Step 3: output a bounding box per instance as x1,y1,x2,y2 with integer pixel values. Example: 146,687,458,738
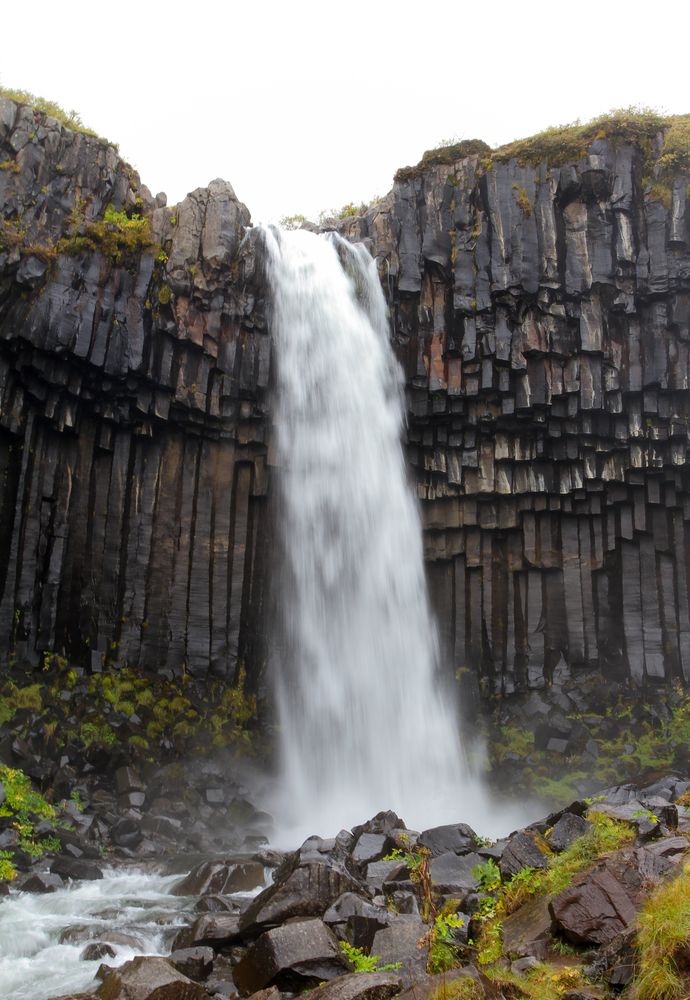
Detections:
0,866,265,1000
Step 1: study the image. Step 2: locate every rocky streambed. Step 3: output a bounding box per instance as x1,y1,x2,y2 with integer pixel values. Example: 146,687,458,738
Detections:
2,774,689,1000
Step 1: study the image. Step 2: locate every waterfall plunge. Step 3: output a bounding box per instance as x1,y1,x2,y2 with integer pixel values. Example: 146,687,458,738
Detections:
264,227,490,841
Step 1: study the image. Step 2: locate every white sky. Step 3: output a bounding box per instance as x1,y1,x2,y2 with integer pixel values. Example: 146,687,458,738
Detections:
1,0,687,223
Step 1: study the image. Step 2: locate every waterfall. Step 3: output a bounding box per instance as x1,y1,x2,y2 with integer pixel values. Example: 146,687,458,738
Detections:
263,226,490,840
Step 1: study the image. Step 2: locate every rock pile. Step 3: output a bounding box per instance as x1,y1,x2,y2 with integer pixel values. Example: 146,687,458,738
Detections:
44,775,690,1000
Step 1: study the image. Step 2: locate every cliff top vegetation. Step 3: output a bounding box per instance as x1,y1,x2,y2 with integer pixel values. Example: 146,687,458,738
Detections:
0,86,115,147
395,107,690,181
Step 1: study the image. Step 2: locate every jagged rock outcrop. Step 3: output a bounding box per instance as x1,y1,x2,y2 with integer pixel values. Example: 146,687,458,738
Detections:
2,97,690,704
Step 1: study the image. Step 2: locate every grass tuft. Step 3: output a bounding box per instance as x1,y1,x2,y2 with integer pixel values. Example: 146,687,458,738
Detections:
633,862,690,1000
0,86,114,146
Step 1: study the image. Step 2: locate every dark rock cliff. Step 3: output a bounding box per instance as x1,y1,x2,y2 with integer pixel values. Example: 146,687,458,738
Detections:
337,119,690,698
1,97,690,706
0,97,270,681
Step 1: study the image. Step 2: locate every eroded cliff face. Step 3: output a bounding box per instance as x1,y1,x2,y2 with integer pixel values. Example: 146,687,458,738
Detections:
1,97,690,703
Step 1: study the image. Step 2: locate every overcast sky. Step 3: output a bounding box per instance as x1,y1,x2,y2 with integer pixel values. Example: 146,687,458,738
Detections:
2,1,687,222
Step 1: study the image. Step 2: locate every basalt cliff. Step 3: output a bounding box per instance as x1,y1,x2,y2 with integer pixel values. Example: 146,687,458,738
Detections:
1,98,690,711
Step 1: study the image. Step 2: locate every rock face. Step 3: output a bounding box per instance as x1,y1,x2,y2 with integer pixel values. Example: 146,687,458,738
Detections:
0,96,268,683
338,126,690,696
2,97,690,700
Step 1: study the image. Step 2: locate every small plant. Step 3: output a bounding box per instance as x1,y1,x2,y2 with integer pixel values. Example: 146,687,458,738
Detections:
339,941,401,973
472,857,501,892
425,911,466,973
0,850,17,881
385,844,434,919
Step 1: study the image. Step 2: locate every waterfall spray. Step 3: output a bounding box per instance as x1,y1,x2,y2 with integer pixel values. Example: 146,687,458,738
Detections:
263,226,490,840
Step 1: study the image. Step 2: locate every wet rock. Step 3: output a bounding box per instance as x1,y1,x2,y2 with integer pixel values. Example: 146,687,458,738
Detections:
546,813,591,852
417,823,477,857
111,818,143,849
584,925,637,988
20,872,64,893
169,947,214,981
304,971,403,1000
239,859,366,934
549,868,636,945
51,857,103,881
233,918,346,995
172,861,264,897
82,942,117,962
172,913,242,951
244,990,281,1000
194,896,239,913
499,833,550,878
96,955,207,999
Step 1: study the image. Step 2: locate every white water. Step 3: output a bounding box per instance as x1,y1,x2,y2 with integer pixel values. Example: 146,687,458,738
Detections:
264,227,493,842
0,865,268,999
0,869,185,1000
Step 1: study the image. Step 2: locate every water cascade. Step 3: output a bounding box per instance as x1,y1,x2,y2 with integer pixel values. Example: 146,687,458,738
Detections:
263,227,489,839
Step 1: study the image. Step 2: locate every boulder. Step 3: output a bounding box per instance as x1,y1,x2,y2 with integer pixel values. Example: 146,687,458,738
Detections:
352,813,406,838
51,856,103,881
549,868,636,945
370,918,428,987
417,824,477,857
499,834,550,878
96,956,207,1000
428,852,483,894
233,918,346,995
239,859,366,934
172,914,241,951
323,892,391,949
394,967,484,1000
352,834,391,865
81,942,117,962
169,947,214,981
501,895,554,959
20,872,64,893
365,861,406,892
546,813,591,852
303,971,403,1000
172,861,264,897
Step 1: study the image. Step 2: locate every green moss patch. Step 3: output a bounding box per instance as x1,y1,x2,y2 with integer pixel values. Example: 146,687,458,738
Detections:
0,86,115,147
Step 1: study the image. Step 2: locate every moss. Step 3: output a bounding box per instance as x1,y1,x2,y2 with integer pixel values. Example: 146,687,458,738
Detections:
512,184,532,217
61,205,154,265
158,284,172,305
395,139,491,182
491,107,673,166
0,86,115,147
633,862,690,999
394,110,690,193
485,963,586,999
428,980,483,1000
0,159,20,174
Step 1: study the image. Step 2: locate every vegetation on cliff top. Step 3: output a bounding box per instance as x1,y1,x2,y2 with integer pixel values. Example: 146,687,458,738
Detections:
0,86,114,147
394,107,690,181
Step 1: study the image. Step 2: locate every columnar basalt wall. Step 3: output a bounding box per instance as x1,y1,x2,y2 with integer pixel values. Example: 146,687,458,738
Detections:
2,96,690,702
337,133,690,695
0,98,271,681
